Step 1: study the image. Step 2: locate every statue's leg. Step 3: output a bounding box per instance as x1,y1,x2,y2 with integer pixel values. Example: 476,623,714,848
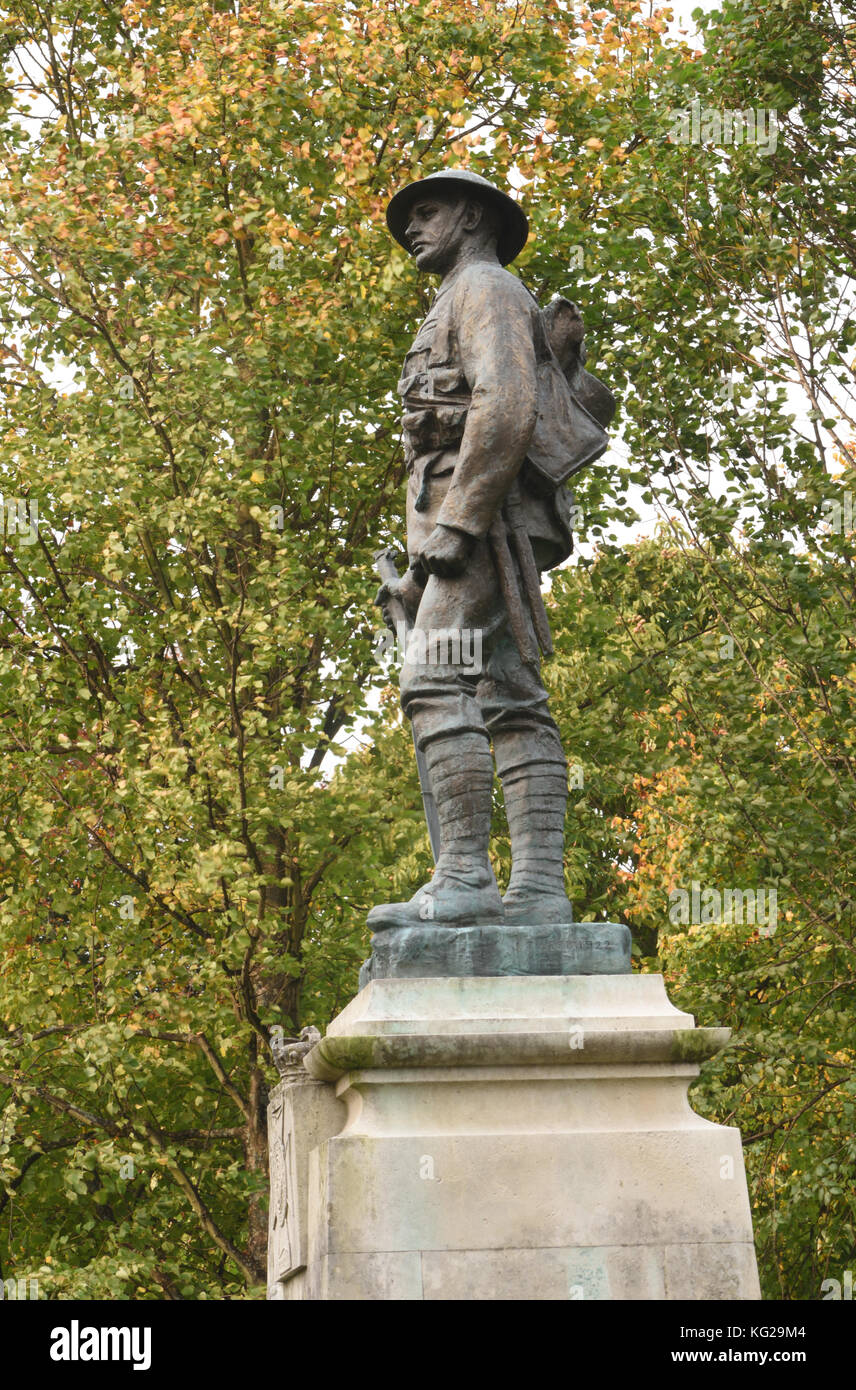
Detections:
480,632,575,925
366,548,505,932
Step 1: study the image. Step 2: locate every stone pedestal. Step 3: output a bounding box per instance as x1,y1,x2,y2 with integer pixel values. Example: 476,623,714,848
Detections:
271,974,761,1301
266,1066,346,1301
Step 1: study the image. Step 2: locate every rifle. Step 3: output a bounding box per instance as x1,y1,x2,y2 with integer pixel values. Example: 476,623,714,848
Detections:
486,477,555,671
503,478,554,659
373,548,441,864
487,512,539,670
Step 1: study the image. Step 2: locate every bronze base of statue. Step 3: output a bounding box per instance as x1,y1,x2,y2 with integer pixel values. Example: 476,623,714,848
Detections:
358,919,631,987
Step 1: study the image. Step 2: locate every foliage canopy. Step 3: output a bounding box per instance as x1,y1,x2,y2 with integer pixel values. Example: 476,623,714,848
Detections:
1,0,854,1299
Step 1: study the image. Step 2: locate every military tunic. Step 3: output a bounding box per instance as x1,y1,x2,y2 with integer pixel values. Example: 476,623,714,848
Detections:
398,259,575,572
396,259,568,767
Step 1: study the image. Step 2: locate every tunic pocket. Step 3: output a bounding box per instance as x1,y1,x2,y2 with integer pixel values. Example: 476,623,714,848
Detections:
430,366,466,396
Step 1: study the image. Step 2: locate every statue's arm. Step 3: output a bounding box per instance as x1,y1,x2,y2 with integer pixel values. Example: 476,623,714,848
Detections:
435,271,539,540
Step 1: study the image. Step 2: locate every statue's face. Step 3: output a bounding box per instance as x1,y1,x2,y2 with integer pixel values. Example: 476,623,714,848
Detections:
404,193,476,274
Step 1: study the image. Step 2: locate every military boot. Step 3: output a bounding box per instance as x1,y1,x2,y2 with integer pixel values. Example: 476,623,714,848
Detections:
498,758,574,924
367,731,503,931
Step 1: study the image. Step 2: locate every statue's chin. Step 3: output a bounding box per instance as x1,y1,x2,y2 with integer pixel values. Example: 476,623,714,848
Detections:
413,249,442,274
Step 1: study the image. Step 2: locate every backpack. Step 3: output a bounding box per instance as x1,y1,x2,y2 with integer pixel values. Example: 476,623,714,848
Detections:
523,296,616,497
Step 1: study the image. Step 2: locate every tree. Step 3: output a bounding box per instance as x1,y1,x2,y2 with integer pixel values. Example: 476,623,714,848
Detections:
1,0,854,1298
0,0,676,1299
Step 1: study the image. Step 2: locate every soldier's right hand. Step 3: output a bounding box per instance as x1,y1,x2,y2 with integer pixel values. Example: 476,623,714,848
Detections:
418,524,474,579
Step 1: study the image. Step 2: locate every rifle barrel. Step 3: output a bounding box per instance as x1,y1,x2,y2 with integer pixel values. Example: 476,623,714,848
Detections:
373,548,441,864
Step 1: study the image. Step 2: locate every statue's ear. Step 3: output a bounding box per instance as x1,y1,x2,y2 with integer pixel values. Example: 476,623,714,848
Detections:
462,198,485,232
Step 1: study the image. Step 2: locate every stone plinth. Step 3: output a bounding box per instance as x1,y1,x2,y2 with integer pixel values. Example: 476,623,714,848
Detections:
266,1067,346,1301
274,975,761,1301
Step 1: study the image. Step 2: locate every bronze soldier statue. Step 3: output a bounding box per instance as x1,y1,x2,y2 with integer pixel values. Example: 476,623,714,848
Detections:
371,169,613,934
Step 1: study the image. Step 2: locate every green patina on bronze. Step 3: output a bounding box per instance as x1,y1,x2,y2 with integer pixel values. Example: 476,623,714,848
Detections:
359,920,631,987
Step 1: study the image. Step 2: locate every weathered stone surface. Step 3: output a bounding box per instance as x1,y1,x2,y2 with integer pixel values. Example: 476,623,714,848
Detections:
359,919,631,987
421,1245,667,1301
309,1252,424,1302
305,1026,729,1084
327,972,694,1035
309,1130,755,1256
266,1067,346,1301
664,1242,762,1301
281,975,761,1301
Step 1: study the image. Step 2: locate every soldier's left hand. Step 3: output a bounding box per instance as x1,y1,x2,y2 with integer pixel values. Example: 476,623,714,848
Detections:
418,524,474,578
375,566,425,625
